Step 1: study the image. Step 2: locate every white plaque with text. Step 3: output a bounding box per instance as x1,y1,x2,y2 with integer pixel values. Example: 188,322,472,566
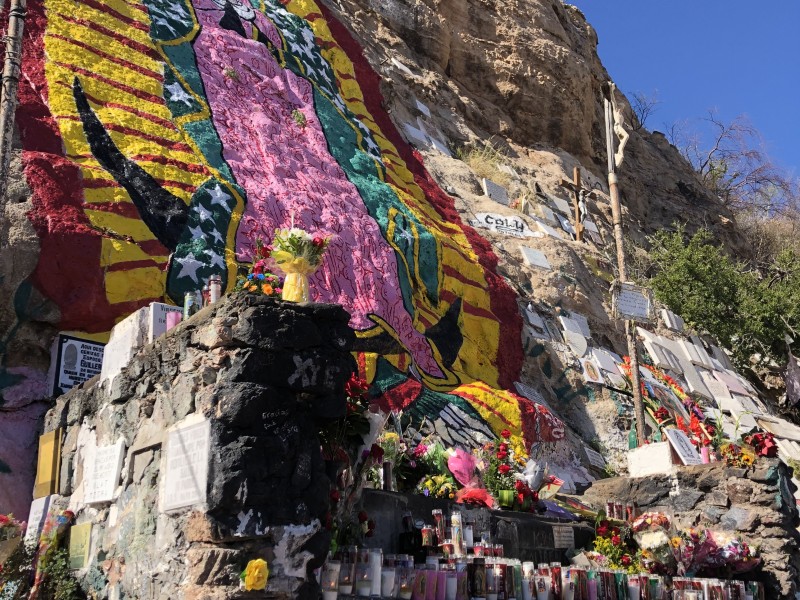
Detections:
162,419,211,512
612,282,654,322
552,525,575,549
85,439,125,504
471,212,539,238
665,428,703,466
24,495,52,543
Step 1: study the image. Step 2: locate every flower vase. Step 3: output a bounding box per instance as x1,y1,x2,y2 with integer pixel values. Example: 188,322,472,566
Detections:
282,271,310,303
498,489,515,509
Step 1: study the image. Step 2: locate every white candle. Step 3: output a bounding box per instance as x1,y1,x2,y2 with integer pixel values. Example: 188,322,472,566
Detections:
369,550,383,596
381,569,397,597
522,576,533,600
445,574,457,600
627,583,640,600
356,579,372,597
322,591,338,600
339,584,352,594
464,525,474,549
398,586,413,600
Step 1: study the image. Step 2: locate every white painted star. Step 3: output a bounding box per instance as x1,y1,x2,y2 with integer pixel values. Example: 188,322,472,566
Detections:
175,253,203,283
209,228,225,246
207,184,232,211
165,82,192,107
196,205,212,222
396,228,414,245
207,251,226,270
188,224,205,240
301,27,316,47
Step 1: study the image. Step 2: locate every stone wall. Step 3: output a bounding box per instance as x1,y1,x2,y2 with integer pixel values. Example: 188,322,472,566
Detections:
581,461,800,599
41,294,355,599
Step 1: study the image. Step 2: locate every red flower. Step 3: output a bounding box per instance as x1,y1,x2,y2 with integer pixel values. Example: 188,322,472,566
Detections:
515,481,527,493
498,464,511,475
621,554,632,566
611,535,621,547
329,489,340,504
312,236,326,248
345,374,369,399
612,526,620,536
596,524,609,537
500,429,512,439
496,450,508,460
532,491,539,502
369,444,384,462
358,511,368,523
654,407,669,423
412,444,428,458
499,443,509,452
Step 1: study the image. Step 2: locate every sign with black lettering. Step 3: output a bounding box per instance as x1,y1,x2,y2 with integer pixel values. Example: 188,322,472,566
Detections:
53,334,105,397
470,212,539,238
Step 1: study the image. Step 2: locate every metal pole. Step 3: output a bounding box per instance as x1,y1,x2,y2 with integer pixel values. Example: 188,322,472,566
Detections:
0,0,27,203
604,95,647,446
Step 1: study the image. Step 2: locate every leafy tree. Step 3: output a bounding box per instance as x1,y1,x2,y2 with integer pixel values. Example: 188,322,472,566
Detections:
648,225,800,369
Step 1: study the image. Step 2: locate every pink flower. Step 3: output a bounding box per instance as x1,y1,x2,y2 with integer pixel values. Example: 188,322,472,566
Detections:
611,535,621,546
412,444,428,458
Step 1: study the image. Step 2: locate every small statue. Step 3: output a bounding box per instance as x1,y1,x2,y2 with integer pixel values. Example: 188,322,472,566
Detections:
609,82,629,169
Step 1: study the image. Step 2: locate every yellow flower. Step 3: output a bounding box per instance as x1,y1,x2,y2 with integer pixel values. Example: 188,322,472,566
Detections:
244,559,269,591
670,537,681,548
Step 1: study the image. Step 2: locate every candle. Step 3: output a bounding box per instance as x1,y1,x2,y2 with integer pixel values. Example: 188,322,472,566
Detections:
339,562,354,595
381,568,397,598
522,576,533,600
627,581,640,600
432,510,445,545
534,575,549,600
166,311,181,331
451,513,464,558
369,549,382,596
464,525,474,549
399,583,413,600
355,579,372,596
445,573,458,600
473,542,484,557
421,526,435,547
455,572,468,600
322,591,338,600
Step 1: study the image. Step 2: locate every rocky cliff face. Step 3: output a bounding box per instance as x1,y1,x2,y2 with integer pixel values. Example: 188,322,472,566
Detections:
0,0,752,519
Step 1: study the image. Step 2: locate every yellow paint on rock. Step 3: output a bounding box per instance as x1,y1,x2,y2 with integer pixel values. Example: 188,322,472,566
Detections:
105,267,166,304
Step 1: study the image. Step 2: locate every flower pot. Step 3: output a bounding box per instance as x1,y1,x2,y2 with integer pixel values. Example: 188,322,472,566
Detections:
498,489,515,509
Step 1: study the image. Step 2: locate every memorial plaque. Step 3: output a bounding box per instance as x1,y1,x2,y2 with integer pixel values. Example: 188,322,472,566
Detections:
689,336,715,369
549,195,572,215
514,381,553,411
481,178,510,205
612,283,654,322
68,522,92,570
559,314,590,339
533,218,563,239
557,214,576,236
149,302,183,343
665,429,703,465
700,372,732,404
536,204,558,225
402,123,429,147
580,357,604,384
660,309,685,332
592,348,622,375
471,212,538,238
563,330,588,357
53,335,105,397
584,447,606,469
85,439,125,505
34,429,63,499
100,306,149,384
429,136,452,157
583,219,599,234
520,247,551,270
414,98,431,117
25,495,52,544
713,370,749,396
552,526,575,549
524,304,547,331
162,419,211,512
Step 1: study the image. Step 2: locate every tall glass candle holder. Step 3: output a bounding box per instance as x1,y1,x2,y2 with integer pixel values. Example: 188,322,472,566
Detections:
338,561,354,595
321,561,340,600
355,564,372,597
432,510,445,545
397,567,414,600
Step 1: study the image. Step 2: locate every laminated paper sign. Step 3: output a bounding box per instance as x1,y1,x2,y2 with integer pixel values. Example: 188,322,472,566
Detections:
53,334,105,397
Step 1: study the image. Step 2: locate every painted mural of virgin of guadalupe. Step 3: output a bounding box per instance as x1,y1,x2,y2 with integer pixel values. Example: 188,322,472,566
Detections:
33,0,565,451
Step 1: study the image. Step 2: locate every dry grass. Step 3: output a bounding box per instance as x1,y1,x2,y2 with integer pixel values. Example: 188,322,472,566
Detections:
456,140,512,188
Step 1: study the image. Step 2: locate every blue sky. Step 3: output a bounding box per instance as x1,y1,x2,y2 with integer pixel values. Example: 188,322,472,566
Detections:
569,2,800,175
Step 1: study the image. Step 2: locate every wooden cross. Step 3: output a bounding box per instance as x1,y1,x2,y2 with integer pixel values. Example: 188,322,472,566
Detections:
559,167,597,242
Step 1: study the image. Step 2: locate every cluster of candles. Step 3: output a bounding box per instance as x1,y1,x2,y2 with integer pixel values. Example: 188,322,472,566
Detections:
182,274,223,319
604,501,637,523
320,558,764,600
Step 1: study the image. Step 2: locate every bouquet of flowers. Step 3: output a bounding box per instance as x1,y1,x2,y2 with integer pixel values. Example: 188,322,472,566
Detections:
669,528,717,576
477,431,520,503
0,514,26,565
744,431,777,458
705,531,760,574
718,443,756,468
271,227,330,302
631,513,675,573
591,519,637,572
234,239,283,296
415,474,458,499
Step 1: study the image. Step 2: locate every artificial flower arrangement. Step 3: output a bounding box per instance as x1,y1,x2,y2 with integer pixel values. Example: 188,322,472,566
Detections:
234,239,284,296
271,226,331,302
585,512,759,578
0,514,26,565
